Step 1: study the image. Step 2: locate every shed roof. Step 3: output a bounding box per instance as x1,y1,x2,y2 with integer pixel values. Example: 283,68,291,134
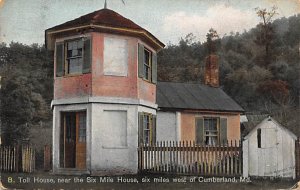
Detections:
244,116,297,140
156,82,244,112
241,114,269,137
45,8,164,50
242,113,300,137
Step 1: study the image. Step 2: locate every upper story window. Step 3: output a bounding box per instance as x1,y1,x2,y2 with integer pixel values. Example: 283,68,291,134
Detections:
195,117,227,146
138,43,157,84
143,49,152,81
66,40,83,74
103,37,128,76
55,37,91,77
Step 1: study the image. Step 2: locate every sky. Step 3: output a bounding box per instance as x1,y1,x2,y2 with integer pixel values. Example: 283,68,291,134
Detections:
0,0,299,46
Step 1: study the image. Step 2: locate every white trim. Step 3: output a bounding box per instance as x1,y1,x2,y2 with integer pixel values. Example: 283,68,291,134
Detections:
52,96,158,109
176,112,181,141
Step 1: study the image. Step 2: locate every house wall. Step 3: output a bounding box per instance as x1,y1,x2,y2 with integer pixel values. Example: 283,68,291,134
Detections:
53,32,156,103
180,112,241,142
91,33,138,99
53,102,155,175
245,119,296,178
157,111,180,141
91,103,140,175
54,34,93,100
52,103,92,174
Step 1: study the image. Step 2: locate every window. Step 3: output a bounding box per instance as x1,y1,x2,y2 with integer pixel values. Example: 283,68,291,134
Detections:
196,117,227,145
138,43,157,83
257,128,261,148
102,110,127,147
143,49,152,81
204,118,218,145
66,40,83,74
55,38,91,77
103,37,128,76
138,112,156,145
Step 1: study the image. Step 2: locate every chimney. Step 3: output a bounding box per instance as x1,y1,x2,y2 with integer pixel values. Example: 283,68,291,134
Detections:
204,54,219,87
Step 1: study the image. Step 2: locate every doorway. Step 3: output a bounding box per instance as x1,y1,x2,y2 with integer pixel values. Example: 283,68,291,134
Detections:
60,111,86,169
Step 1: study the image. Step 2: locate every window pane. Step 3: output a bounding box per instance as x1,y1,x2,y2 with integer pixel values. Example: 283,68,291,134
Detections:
144,50,150,65
78,113,86,142
69,58,82,74
67,50,73,58
73,41,78,50
67,42,73,50
72,49,78,57
204,119,209,130
78,40,83,48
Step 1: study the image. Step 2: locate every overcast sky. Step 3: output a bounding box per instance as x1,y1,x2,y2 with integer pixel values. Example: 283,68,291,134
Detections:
0,0,299,46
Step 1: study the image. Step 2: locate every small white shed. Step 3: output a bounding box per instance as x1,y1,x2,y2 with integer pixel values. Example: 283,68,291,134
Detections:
243,116,297,179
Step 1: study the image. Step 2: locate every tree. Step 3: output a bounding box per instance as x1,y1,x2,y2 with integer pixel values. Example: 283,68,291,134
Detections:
254,6,278,65
206,28,220,54
257,79,290,107
0,42,53,145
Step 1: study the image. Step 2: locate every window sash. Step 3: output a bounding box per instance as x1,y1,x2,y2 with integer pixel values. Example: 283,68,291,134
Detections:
143,49,152,81
204,118,219,145
65,40,84,75
142,113,153,145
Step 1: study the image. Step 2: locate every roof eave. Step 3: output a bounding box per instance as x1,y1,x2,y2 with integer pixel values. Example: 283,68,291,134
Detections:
45,24,165,51
158,107,244,114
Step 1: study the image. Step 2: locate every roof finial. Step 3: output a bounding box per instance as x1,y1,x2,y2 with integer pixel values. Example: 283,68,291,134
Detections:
104,0,107,9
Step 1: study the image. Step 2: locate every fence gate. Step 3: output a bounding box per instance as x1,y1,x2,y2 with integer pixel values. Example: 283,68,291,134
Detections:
138,140,242,176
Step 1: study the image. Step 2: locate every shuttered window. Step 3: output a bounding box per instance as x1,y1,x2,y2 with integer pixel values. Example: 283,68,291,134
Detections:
195,117,227,145
138,43,157,84
138,112,156,145
55,37,91,76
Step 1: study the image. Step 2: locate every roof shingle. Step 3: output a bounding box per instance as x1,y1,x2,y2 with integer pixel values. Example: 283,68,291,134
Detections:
157,82,244,112
45,8,164,50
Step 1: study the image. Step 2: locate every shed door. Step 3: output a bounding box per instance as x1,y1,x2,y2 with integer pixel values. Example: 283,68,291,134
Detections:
260,128,278,176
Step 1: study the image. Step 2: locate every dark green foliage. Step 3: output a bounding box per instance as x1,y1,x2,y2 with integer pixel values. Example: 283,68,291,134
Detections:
0,42,53,145
157,14,300,116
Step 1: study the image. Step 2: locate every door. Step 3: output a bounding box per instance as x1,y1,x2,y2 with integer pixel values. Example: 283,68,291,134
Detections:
261,128,278,176
60,111,86,169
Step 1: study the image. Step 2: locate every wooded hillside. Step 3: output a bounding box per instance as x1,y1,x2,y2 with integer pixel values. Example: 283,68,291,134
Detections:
0,14,299,144
158,14,299,112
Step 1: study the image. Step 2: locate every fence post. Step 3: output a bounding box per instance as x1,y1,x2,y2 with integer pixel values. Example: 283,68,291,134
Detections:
44,145,51,171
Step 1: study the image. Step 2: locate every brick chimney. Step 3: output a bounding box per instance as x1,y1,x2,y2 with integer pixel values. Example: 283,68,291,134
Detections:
204,54,219,87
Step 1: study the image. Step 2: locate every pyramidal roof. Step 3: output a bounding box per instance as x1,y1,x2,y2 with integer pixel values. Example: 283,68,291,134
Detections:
45,8,164,50
48,8,143,32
